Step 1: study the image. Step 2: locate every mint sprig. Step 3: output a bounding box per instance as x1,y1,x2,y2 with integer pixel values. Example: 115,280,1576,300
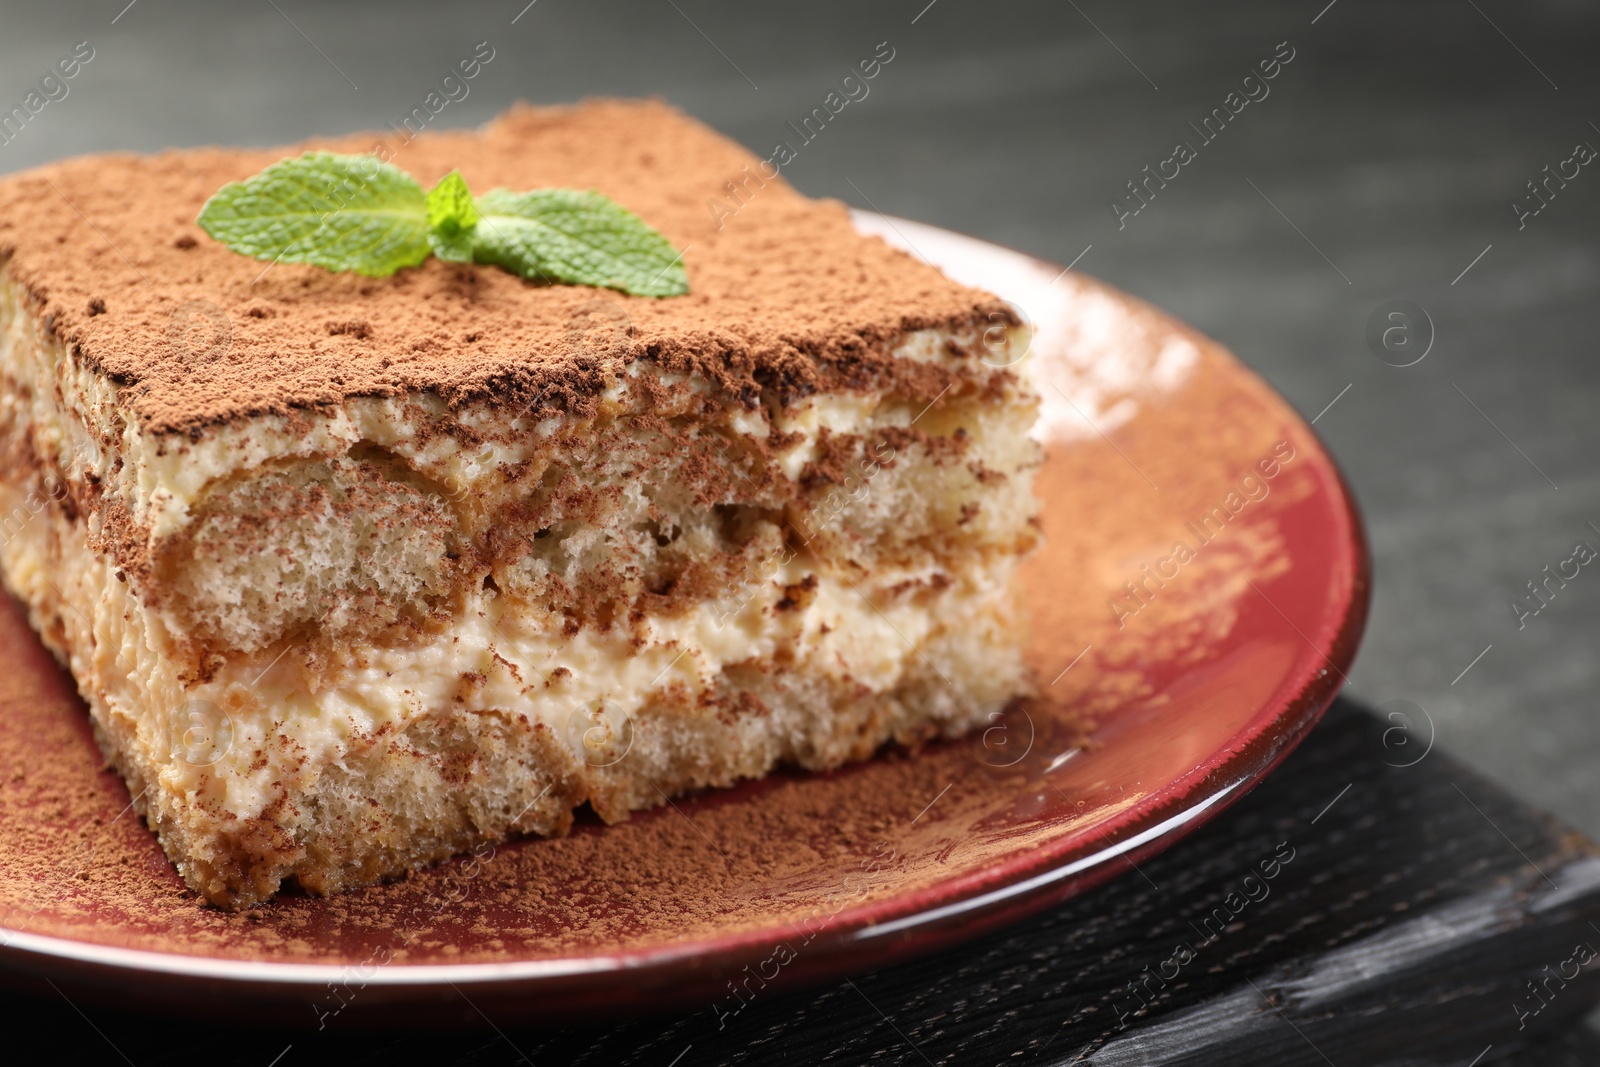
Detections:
196,152,688,296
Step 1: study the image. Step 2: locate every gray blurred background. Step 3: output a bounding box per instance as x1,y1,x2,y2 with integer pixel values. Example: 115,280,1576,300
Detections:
2,0,1599,1054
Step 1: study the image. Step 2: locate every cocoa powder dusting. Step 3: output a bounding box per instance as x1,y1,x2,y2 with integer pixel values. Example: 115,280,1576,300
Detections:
0,99,1016,438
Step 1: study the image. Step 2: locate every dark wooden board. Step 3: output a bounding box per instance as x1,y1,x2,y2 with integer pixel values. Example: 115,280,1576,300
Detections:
11,699,1600,1065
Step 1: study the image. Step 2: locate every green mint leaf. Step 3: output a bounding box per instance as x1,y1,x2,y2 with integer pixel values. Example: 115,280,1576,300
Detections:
469,188,688,297
196,152,430,277
425,170,479,263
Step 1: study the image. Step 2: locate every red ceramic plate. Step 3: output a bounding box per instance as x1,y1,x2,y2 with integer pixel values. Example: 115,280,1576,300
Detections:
0,214,1367,1025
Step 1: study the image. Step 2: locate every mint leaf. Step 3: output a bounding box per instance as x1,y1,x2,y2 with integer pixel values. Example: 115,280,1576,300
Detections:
426,170,478,263
470,188,688,297
196,152,430,277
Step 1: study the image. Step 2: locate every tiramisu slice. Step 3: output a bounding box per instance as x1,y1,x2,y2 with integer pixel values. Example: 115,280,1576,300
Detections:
0,100,1040,908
